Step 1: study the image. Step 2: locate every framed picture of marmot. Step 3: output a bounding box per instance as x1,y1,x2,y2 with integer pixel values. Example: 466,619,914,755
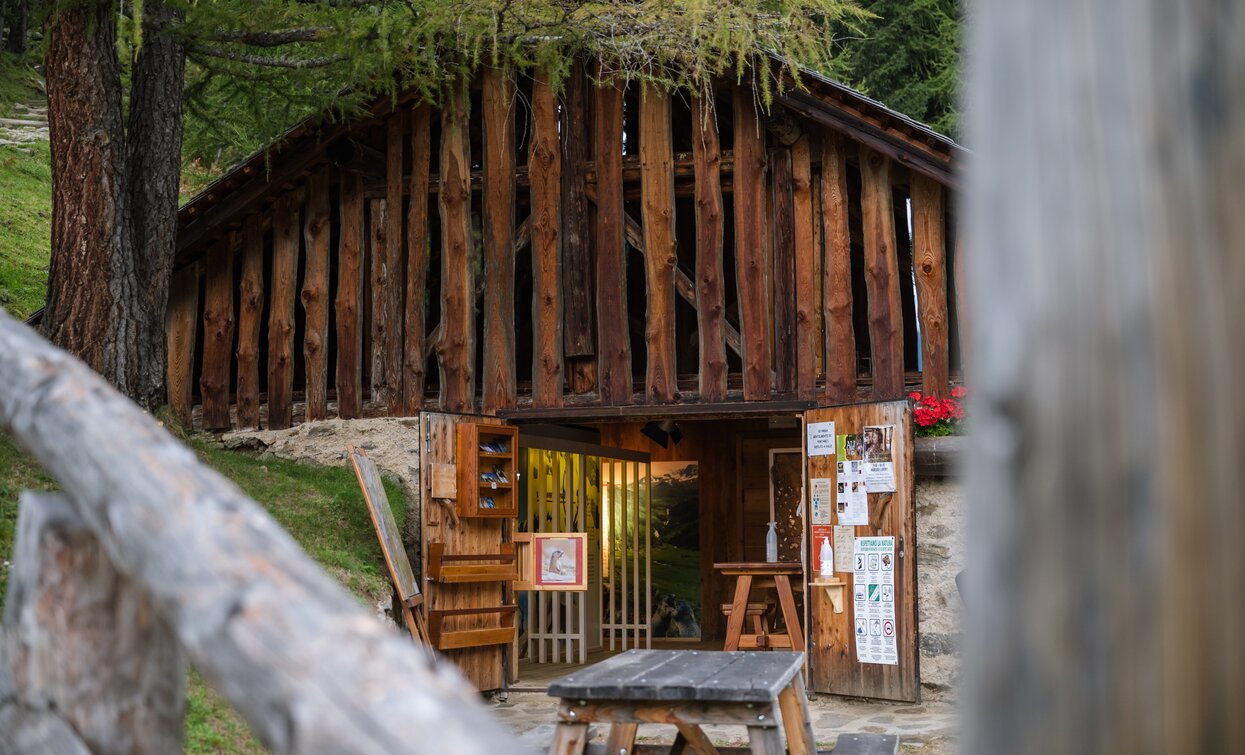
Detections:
531,532,587,591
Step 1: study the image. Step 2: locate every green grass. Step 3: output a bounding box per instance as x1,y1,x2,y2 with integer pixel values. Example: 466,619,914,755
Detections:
0,53,50,321
0,428,408,753
0,54,41,114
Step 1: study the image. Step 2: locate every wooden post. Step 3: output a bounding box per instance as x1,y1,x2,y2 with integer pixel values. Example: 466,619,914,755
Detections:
821,132,856,403
639,83,677,404
771,147,797,395
200,235,236,430
403,105,432,415
481,67,517,414
2,492,184,753
860,146,904,400
370,198,392,409
792,135,818,400
383,113,407,412
268,193,300,430
437,79,476,412
911,174,948,397
733,85,771,400
164,263,198,427
235,216,264,429
336,173,365,420
594,78,632,405
530,68,563,408
691,94,727,403
561,62,595,363
302,167,331,421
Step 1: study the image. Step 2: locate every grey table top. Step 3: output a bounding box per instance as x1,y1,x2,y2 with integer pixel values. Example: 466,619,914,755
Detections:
546,649,806,704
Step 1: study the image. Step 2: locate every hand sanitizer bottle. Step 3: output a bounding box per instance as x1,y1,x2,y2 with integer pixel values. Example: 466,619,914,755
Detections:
766,521,778,562
819,537,834,577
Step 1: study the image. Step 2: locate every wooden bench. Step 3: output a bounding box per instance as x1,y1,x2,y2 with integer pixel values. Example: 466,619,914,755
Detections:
720,601,777,638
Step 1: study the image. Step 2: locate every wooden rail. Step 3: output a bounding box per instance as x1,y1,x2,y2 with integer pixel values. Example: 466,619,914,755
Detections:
0,310,526,754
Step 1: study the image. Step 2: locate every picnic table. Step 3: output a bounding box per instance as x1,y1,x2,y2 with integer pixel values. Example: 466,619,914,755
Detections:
715,562,805,653
546,649,817,755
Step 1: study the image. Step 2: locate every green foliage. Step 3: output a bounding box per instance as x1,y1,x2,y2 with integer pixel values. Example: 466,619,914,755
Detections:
0,138,50,320
838,0,961,136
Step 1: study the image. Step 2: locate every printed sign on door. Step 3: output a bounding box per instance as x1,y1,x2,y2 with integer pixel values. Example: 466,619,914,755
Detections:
852,536,898,665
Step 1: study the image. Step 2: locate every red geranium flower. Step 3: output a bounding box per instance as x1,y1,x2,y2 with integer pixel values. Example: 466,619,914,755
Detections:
908,391,922,402
951,385,967,398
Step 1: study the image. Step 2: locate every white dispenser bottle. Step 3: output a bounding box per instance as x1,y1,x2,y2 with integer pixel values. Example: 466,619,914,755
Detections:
819,537,834,577
765,521,778,562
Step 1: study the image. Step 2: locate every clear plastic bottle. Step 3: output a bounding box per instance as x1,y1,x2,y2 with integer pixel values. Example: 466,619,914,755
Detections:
819,537,834,576
766,521,778,562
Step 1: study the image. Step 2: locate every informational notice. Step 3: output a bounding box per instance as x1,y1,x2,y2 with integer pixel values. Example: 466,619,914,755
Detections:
806,421,836,457
862,425,897,492
835,435,869,525
853,536,898,665
833,525,855,573
810,478,834,525
811,524,834,575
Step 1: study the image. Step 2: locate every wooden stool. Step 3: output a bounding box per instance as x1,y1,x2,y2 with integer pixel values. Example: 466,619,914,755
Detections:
547,649,817,755
720,601,776,638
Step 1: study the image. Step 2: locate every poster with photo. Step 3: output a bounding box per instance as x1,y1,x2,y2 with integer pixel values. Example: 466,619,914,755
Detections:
533,533,587,591
649,462,702,638
835,436,870,525
862,425,897,492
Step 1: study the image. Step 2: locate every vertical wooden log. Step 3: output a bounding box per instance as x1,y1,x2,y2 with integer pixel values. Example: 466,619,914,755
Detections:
383,113,406,412
235,216,264,430
403,106,431,414
911,174,949,397
369,198,390,406
953,223,969,374
821,132,856,403
164,263,198,427
481,67,517,414
437,80,476,412
691,94,727,403
302,167,331,421
562,63,596,392
639,83,678,404
792,135,818,400
594,78,632,405
200,235,235,430
860,146,904,399
732,85,771,400
336,173,365,420
3,492,184,753
530,68,563,408
268,194,299,430
771,147,797,395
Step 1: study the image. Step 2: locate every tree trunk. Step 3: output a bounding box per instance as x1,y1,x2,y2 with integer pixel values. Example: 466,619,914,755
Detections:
3,0,26,55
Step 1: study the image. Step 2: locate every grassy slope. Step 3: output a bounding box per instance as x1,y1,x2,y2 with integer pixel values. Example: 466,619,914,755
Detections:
0,55,51,319
0,430,407,752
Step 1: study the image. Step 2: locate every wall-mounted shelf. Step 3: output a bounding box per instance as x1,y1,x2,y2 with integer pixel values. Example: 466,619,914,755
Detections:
455,423,518,518
811,577,847,614
427,543,518,584
427,605,517,650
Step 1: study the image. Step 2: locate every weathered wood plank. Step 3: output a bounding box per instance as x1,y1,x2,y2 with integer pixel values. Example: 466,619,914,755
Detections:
403,105,432,414
336,173,365,420
3,492,185,754
562,62,595,364
594,78,632,405
530,69,563,408
771,147,797,395
732,86,771,400
438,81,476,412
235,217,264,429
369,198,392,407
382,113,406,412
821,132,856,403
911,174,949,397
302,167,331,421
481,67,517,414
0,312,529,755
791,136,818,400
639,84,678,404
860,146,904,399
267,193,299,430
200,235,236,430
164,263,198,427
692,95,727,403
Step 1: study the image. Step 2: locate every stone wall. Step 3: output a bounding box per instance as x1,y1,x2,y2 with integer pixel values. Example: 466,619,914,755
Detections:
914,475,964,700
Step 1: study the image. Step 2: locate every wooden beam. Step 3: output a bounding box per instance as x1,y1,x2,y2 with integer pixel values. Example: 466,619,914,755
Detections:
267,194,299,430
382,114,406,413
772,147,797,395
911,174,949,397
530,69,563,408
562,62,595,364
403,106,432,414
692,94,727,403
732,85,771,400
594,78,632,406
200,235,236,430
369,198,391,408
302,167,331,422
481,67,517,414
164,263,198,427
437,80,476,412
235,216,264,430
792,135,818,400
821,132,857,403
860,146,905,400
336,173,365,420
639,84,678,404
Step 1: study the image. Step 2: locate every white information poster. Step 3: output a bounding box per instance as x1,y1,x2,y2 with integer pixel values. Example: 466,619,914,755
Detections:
833,525,856,573
806,421,836,457
836,459,870,526
810,478,834,525
853,536,898,665
862,425,897,492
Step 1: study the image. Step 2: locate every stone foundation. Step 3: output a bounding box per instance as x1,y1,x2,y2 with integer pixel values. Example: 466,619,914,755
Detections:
914,476,964,700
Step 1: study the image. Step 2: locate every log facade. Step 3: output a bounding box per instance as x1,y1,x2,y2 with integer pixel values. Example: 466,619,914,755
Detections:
170,60,963,428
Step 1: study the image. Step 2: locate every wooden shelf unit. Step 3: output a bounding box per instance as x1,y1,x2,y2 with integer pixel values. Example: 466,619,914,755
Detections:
455,423,519,518
427,542,518,584
427,605,517,651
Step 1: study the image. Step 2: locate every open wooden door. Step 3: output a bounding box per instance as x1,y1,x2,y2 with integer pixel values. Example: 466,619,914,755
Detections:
804,400,918,702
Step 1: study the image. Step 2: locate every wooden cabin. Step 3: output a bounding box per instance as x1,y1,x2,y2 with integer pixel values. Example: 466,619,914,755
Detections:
168,56,964,701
